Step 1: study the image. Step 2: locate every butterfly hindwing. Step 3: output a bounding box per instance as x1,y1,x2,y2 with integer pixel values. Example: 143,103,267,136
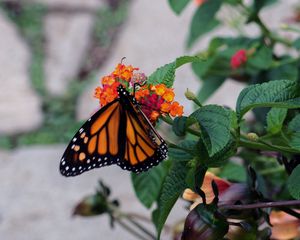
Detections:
117,97,168,172
60,85,168,177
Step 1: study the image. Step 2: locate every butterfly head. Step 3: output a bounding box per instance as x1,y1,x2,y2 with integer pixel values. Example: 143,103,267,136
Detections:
117,85,128,96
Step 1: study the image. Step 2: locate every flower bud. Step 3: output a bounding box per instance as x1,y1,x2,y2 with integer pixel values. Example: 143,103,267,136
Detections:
73,194,108,217
247,132,259,141
185,89,197,101
181,205,229,240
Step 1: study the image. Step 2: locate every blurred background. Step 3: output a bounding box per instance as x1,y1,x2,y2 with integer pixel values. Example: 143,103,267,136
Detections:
0,0,298,239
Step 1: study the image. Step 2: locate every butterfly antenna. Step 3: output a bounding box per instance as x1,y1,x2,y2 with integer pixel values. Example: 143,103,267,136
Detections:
120,57,126,64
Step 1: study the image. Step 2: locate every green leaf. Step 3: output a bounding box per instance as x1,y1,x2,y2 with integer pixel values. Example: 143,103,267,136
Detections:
288,165,300,199
185,164,208,191
148,62,176,88
208,138,236,167
287,114,300,150
172,116,196,137
168,140,198,161
196,77,226,103
190,105,232,157
148,56,203,87
187,0,223,48
219,162,247,182
192,49,235,79
268,58,298,81
247,46,273,70
168,0,190,15
266,108,288,134
236,80,300,120
293,38,300,50
131,161,171,209
153,161,188,239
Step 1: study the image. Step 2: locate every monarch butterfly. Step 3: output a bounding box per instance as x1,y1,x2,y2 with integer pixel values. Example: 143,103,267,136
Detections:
60,85,168,177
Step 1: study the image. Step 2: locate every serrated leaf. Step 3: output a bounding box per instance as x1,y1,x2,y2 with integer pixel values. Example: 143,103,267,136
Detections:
153,161,188,239
168,140,198,161
266,108,287,134
190,105,232,157
287,114,300,150
148,62,176,88
288,165,300,199
236,80,300,120
187,0,223,48
208,138,236,167
172,116,196,136
131,161,171,209
148,56,203,88
168,0,190,15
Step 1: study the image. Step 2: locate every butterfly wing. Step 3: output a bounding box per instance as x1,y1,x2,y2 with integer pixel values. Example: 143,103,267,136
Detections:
60,99,126,177
60,85,168,176
117,97,168,173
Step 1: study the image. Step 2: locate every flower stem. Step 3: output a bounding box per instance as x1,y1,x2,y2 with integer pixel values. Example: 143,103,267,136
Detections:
126,216,156,240
239,2,292,47
259,166,285,175
108,203,156,240
239,138,300,154
220,200,300,211
115,218,150,240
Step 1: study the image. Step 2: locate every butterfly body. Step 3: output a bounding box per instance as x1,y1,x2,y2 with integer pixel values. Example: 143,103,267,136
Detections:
60,85,168,177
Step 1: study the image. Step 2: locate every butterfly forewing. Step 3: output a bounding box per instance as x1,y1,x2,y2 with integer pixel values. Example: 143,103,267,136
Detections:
60,100,126,176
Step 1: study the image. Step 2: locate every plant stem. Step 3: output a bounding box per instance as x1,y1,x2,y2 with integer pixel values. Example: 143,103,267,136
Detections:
126,216,156,240
259,166,285,175
239,138,300,154
115,218,150,240
108,203,155,240
239,2,292,47
220,200,300,210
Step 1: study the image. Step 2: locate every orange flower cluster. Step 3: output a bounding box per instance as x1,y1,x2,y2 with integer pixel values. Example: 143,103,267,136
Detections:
94,63,184,123
94,64,138,106
136,83,183,122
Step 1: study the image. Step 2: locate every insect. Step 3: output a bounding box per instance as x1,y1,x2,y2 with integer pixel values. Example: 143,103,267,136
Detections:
60,84,168,177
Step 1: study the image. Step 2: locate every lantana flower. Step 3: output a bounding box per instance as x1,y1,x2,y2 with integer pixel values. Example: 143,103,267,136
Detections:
230,49,248,70
94,63,184,123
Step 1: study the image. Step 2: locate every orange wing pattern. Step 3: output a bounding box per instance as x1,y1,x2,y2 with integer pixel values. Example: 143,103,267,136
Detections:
60,85,168,177
60,100,125,176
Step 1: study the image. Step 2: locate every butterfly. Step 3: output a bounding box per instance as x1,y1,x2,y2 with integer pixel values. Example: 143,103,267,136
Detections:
60,84,168,177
